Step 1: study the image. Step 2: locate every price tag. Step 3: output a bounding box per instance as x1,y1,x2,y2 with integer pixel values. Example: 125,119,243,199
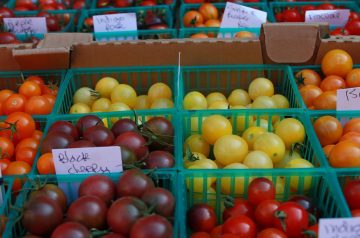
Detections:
220,2,267,28
3,17,47,34
336,87,360,111
93,13,137,33
305,9,350,27
52,146,123,175
319,217,360,238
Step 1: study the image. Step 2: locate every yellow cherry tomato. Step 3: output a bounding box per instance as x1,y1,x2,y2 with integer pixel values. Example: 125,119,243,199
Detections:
95,77,119,98
206,92,227,106
150,98,174,109
214,135,248,165
275,118,305,149
183,91,207,110
285,158,314,192
134,95,150,110
242,126,266,150
208,101,229,109
272,94,290,109
202,115,232,145
107,102,131,123
147,82,172,104
221,163,249,195
183,152,208,168
228,89,251,106
192,186,217,209
184,134,211,157
91,98,112,112
243,150,273,168
70,103,91,114
274,150,302,168
253,132,285,163
110,84,137,108
248,77,275,100
186,159,218,192
230,105,254,133
252,96,277,109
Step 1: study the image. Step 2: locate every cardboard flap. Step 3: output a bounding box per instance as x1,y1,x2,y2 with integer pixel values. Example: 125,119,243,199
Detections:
37,33,93,49
71,38,263,68
315,36,360,65
0,44,33,71
261,23,323,64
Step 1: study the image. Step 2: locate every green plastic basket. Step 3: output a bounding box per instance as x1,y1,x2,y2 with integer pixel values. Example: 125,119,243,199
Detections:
270,1,360,23
32,109,179,174
0,178,15,237
178,27,260,38
179,3,273,28
6,171,179,238
179,65,304,109
77,7,175,40
54,66,177,115
308,110,360,170
0,70,66,116
178,109,328,170
179,170,348,237
14,9,78,32
92,0,177,10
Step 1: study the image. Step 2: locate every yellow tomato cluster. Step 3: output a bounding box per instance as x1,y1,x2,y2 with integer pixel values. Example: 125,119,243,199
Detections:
70,77,174,114
183,77,290,110
184,114,313,194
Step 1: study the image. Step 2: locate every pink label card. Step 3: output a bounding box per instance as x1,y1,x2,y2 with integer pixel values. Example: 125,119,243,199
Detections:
336,87,360,111
305,9,350,27
52,146,123,175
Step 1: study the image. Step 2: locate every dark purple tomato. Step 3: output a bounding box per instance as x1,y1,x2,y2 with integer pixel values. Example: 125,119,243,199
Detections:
141,187,175,217
117,169,155,198
187,204,217,232
111,118,138,137
119,146,137,165
289,195,315,214
129,214,173,238
83,125,114,146
107,196,147,236
78,175,116,205
144,13,164,27
114,132,149,160
142,117,174,151
51,222,90,238
103,233,126,238
144,151,174,169
68,140,95,148
48,121,79,140
40,131,75,154
29,184,67,212
67,195,108,230
76,115,104,136
22,195,63,236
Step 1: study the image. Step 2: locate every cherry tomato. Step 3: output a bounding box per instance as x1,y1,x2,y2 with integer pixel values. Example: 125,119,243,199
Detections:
223,198,254,221
247,178,275,206
5,112,35,141
32,130,43,141
37,153,55,174
41,84,58,96
15,137,39,153
0,90,14,104
0,158,10,175
15,147,36,165
282,9,302,22
190,232,212,238
222,215,256,238
4,161,31,191
330,28,350,36
317,3,335,10
187,204,217,232
352,209,360,217
346,20,360,35
0,137,14,160
257,228,287,238
273,202,309,237
210,225,222,238
3,94,26,115
19,81,42,98
344,180,360,210
25,96,53,115
255,200,280,228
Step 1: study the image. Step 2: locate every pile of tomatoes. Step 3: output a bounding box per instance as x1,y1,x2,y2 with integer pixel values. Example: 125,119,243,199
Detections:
14,0,87,10
296,49,359,110
183,3,221,28
37,114,174,174
314,115,360,168
70,77,174,114
0,75,58,115
183,77,290,110
21,169,175,237
187,177,319,238
0,112,43,190
96,0,173,8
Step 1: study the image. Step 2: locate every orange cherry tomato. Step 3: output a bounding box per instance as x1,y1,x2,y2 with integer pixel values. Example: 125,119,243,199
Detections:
0,89,14,104
313,116,343,146
183,10,204,27
32,130,43,141
15,137,39,153
199,3,219,21
299,85,323,107
3,94,26,114
346,68,360,88
37,153,55,175
26,75,45,87
15,147,36,166
313,91,337,110
320,75,346,91
25,96,53,115
0,158,10,175
19,81,42,98
329,141,360,168
0,137,14,160
6,112,36,141
191,33,209,39
344,118,360,134
41,84,58,96
295,69,322,87
4,161,31,191
42,94,56,106
321,49,353,78
323,144,335,158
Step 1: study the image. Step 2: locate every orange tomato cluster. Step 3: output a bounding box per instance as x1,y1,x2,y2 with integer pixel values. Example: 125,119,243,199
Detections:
296,49,360,110
0,112,43,190
0,76,58,116
314,116,360,168
183,3,221,28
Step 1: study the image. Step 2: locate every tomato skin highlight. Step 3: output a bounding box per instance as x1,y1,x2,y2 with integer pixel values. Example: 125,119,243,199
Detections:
222,215,257,238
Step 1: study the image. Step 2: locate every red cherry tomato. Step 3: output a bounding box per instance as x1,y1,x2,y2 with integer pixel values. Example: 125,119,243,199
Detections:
187,204,217,232
317,3,336,10
223,198,254,221
344,180,360,210
190,232,212,238
247,178,275,206
222,215,256,238
257,228,287,238
345,20,360,35
282,9,302,22
255,200,280,228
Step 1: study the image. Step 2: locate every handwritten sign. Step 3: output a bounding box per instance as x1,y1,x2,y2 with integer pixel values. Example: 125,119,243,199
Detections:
93,13,137,33
319,217,360,238
336,87,360,111
220,2,267,28
305,9,350,27
52,146,123,175
3,17,47,34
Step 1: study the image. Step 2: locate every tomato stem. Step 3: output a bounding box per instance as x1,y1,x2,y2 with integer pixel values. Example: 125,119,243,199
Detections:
275,210,287,232
302,229,317,238
223,196,235,208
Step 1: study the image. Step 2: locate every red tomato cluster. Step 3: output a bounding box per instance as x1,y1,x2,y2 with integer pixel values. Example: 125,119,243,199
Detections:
188,178,319,238
184,0,259,3
21,170,175,237
14,0,87,11
0,75,58,116
96,0,173,8
344,179,360,217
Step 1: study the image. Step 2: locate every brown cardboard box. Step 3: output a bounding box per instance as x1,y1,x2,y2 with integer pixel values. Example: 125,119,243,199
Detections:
0,43,33,71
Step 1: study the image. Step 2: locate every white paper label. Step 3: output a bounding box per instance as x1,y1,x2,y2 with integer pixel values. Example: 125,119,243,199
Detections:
319,217,360,238
336,87,360,111
220,2,267,28
52,146,123,175
93,13,137,33
3,17,47,34
305,9,350,27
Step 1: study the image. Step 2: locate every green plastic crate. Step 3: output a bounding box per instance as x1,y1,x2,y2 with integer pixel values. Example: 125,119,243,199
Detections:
0,178,15,237
54,66,177,115
179,27,260,38
0,70,66,116
270,1,360,22
179,109,328,170
179,65,304,109
179,3,273,28
32,109,179,174
6,171,179,238
14,9,78,32
77,7,175,40
5,0,92,9
308,110,360,170
92,0,177,10
179,170,348,237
